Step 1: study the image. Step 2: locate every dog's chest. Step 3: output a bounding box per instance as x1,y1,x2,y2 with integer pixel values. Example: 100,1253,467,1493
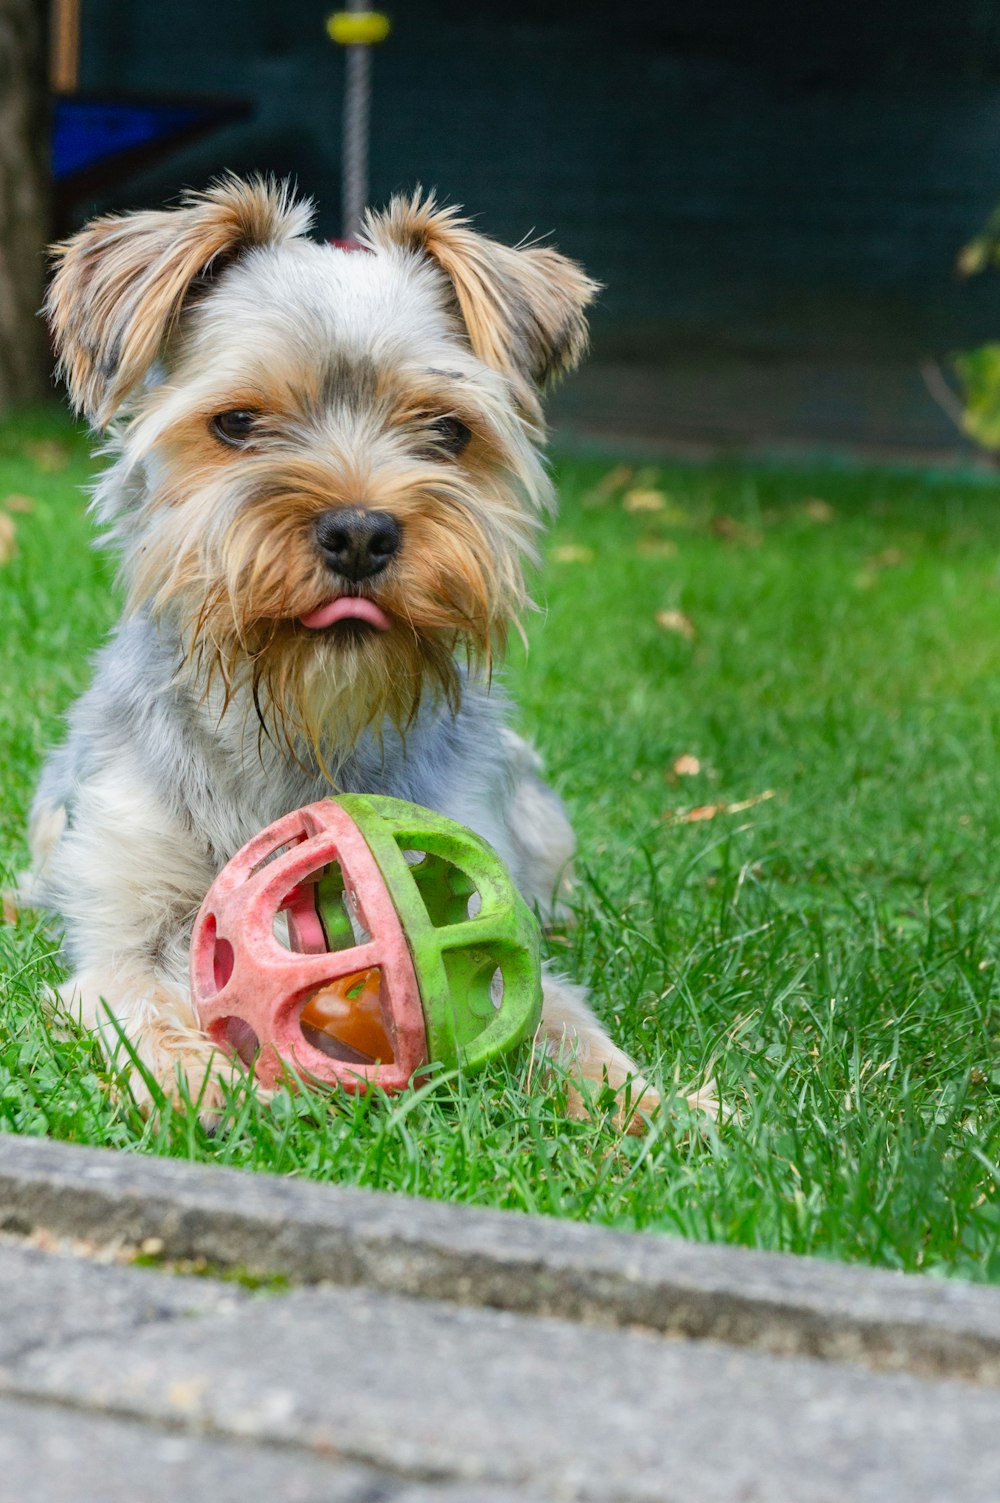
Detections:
180,703,478,873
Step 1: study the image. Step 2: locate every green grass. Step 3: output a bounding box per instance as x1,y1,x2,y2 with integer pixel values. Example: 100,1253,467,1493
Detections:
2,409,1000,1281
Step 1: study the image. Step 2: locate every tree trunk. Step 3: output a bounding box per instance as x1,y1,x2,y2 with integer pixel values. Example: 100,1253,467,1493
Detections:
0,0,49,408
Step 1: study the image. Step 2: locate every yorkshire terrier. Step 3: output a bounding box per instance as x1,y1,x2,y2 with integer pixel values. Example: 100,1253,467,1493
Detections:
26,176,669,1129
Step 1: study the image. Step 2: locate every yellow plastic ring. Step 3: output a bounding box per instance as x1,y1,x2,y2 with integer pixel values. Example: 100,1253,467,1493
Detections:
327,11,391,45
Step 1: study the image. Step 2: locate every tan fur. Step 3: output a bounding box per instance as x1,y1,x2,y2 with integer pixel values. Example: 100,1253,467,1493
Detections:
363,192,600,421
119,362,543,761
60,965,235,1114
31,177,694,1134
46,175,312,425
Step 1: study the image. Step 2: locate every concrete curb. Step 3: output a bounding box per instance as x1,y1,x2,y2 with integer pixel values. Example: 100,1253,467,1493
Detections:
7,1240,999,1503
1,1132,999,1383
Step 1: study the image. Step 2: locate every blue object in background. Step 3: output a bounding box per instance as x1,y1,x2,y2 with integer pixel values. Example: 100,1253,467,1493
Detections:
53,97,244,181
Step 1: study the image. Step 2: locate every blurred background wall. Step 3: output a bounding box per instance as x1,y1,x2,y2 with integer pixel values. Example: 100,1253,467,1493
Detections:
46,0,1000,456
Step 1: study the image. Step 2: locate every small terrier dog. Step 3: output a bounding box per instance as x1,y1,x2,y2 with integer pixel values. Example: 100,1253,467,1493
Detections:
27,176,661,1126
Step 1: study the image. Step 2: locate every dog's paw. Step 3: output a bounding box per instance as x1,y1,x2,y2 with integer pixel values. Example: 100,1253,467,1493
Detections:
684,1076,730,1122
564,1069,725,1136
562,1071,656,1136
121,1049,239,1128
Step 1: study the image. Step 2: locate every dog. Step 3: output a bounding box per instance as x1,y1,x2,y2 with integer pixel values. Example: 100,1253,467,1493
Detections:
25,175,672,1130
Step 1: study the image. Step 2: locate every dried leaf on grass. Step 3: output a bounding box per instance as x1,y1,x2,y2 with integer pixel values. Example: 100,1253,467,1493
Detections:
868,547,905,569
655,608,696,640
804,497,834,522
672,754,702,777
550,543,596,564
0,513,16,565
711,515,762,546
673,804,722,823
584,464,634,505
664,789,776,825
3,493,36,513
854,547,906,589
636,537,678,558
24,439,70,472
623,487,667,513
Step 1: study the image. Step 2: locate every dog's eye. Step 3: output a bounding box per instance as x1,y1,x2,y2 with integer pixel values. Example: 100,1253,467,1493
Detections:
427,416,472,456
211,410,259,447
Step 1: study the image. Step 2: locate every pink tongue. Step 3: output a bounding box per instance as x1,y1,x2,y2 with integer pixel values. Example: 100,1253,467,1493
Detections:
300,597,391,632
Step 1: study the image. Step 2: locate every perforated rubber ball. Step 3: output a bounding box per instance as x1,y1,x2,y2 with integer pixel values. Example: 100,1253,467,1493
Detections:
190,795,543,1094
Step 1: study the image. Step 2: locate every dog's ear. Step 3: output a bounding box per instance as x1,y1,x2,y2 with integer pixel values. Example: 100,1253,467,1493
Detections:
364,192,598,412
46,176,313,427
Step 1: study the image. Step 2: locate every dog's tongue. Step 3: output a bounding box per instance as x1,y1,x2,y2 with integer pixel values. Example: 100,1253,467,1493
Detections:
300,597,391,632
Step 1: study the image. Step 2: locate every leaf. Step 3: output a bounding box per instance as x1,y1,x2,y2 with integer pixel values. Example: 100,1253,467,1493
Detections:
672,754,701,777
2,493,35,513
664,789,776,825
803,498,833,522
636,537,678,558
867,548,905,570
655,608,696,641
585,464,634,504
623,488,666,513
550,544,595,564
710,515,761,546
0,513,16,564
957,206,1000,279
674,804,720,823
23,439,70,472
954,345,1000,450
957,237,992,278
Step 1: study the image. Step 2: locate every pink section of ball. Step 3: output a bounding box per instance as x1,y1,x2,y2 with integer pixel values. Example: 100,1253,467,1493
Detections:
190,801,427,1093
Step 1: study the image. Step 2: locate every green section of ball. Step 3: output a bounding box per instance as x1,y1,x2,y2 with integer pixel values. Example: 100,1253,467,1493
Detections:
327,794,543,1073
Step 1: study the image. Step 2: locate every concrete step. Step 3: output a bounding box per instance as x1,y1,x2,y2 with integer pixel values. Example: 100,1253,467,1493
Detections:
0,1394,519,1503
3,1136,1000,1500
0,1239,998,1502
1,1134,999,1382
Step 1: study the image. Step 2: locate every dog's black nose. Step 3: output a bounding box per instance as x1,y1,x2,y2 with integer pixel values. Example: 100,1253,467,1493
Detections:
314,507,402,582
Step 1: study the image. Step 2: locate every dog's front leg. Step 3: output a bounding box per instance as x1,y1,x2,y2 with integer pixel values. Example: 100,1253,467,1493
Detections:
537,975,720,1132
34,761,227,1113
538,972,662,1134
61,961,230,1115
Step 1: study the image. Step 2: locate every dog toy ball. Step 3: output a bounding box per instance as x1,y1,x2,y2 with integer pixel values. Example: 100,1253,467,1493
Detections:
190,795,542,1094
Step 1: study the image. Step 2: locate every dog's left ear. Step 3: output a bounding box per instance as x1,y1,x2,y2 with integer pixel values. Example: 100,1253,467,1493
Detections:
364,193,599,406
46,175,313,427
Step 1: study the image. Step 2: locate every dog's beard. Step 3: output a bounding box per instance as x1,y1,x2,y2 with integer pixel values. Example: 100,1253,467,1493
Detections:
124,459,531,769
187,611,486,770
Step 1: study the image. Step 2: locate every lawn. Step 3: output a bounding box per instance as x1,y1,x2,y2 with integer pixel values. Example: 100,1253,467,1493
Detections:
2,408,1000,1282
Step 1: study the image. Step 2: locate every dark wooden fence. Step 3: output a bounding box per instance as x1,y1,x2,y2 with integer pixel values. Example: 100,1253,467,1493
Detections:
71,0,1000,454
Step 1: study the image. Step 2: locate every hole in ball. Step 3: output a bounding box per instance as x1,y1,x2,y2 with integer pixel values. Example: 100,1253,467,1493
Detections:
213,935,234,992
217,1016,259,1067
299,967,394,1065
248,830,307,878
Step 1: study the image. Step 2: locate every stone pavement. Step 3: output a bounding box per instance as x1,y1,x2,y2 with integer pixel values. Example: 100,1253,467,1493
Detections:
2,1135,1000,1500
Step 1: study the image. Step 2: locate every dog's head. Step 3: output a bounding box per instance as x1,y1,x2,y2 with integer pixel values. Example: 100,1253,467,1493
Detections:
46,176,597,752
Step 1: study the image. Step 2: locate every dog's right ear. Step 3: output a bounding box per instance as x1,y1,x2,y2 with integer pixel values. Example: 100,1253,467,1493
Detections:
46,175,313,427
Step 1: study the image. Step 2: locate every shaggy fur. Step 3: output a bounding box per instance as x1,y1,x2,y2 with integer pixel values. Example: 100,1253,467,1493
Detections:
27,175,669,1129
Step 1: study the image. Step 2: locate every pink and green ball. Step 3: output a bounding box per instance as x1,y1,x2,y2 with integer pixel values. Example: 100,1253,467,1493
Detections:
190,795,543,1094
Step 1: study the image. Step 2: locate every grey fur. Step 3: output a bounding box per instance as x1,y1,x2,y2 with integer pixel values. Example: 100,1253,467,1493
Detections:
25,179,664,1126
33,606,571,973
